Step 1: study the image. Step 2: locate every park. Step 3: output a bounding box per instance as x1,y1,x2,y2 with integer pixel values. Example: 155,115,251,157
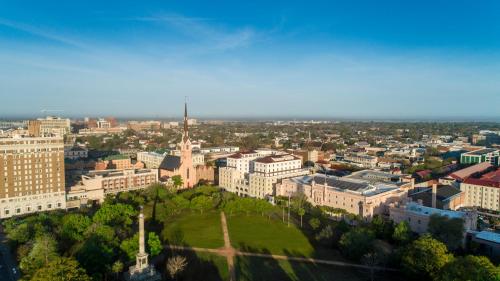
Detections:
2,184,497,281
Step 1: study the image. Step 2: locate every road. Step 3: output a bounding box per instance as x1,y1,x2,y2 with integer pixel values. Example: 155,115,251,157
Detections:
0,226,19,281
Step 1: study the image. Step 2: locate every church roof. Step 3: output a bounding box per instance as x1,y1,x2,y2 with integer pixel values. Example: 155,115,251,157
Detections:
159,155,181,171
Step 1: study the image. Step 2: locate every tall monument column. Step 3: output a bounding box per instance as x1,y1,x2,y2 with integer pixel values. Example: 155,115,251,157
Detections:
126,206,161,281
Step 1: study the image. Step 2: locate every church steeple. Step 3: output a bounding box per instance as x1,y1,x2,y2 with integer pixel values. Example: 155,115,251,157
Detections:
183,101,189,143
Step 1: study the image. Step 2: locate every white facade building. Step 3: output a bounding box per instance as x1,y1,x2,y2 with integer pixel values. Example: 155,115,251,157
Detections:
137,152,167,169
219,150,309,198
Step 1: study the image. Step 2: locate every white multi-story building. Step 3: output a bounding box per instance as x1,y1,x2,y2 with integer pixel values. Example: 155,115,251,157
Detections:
137,152,167,169
0,136,66,218
219,150,309,198
344,153,378,168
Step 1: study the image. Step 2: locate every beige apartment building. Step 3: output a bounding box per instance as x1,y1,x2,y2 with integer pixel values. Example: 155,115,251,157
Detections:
460,170,500,211
66,169,158,208
28,116,71,137
0,136,66,219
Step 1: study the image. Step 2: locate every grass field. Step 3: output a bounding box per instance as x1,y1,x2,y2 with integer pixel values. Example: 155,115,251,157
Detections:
227,214,316,257
162,211,224,248
235,256,403,281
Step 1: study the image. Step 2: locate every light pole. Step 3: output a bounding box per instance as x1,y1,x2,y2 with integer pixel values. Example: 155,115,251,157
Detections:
287,193,291,227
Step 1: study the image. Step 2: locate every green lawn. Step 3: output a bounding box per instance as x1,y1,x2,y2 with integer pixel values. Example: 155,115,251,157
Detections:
227,214,315,257
235,256,403,281
181,252,229,281
162,211,224,248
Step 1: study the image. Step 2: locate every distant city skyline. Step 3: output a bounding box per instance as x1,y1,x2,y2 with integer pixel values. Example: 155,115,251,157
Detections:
1,1,499,118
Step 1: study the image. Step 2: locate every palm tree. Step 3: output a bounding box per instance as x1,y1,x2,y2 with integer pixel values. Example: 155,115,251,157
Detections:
298,208,305,228
111,261,123,280
166,255,188,281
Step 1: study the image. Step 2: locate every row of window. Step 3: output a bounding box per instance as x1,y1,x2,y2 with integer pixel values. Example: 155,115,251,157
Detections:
3,202,63,216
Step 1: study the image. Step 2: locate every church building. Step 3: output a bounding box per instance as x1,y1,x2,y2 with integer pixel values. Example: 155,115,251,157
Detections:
159,103,196,188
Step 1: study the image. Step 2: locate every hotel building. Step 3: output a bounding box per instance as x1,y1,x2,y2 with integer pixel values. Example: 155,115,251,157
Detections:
0,136,66,219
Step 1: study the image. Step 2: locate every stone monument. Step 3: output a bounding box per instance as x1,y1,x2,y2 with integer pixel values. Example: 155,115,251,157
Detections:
125,206,161,281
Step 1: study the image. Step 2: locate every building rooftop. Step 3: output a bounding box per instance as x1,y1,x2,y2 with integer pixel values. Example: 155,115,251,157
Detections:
404,202,466,219
465,148,498,156
288,174,400,196
103,154,129,161
409,185,462,209
159,155,181,171
449,162,493,181
347,170,404,184
475,231,500,244
255,154,300,163
463,169,500,188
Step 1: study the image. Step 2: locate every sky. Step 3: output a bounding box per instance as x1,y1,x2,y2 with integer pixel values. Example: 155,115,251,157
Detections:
0,0,499,120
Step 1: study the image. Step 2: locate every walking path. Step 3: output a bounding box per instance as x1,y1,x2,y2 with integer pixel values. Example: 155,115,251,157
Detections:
165,212,397,280
220,212,236,281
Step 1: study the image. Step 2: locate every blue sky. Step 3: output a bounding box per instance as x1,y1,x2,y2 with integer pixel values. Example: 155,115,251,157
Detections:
0,1,499,119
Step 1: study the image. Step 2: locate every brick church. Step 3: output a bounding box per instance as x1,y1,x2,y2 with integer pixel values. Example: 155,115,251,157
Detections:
159,103,196,188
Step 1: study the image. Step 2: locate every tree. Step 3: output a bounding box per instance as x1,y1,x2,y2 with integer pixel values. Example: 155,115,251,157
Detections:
93,203,136,227
172,175,183,189
393,221,411,244
166,255,188,281
298,208,306,228
315,225,334,246
428,214,464,251
61,214,92,242
148,232,162,257
6,222,31,244
401,234,453,280
111,261,124,280
31,257,91,281
20,234,59,278
439,255,500,281
120,234,139,261
339,228,375,261
309,218,321,231
190,195,212,214
371,215,394,240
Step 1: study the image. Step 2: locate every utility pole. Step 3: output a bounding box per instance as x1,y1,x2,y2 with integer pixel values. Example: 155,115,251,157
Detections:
287,194,291,227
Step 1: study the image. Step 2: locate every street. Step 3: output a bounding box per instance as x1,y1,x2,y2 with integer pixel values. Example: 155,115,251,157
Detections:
0,226,18,281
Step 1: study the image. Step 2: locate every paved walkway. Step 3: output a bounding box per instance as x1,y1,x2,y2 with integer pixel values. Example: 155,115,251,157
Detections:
220,212,237,281
165,212,397,280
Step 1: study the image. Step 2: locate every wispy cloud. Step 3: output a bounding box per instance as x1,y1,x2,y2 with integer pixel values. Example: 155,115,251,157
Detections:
0,18,86,49
135,14,257,51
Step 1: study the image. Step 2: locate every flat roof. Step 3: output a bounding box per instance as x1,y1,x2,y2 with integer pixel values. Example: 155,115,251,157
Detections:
465,148,498,156
475,231,500,244
405,202,466,219
288,174,400,196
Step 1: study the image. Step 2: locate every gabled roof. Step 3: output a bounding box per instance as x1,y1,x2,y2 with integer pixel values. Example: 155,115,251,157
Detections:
449,162,493,181
159,155,181,171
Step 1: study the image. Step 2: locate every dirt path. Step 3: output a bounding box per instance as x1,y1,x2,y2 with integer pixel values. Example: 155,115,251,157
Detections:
220,212,237,281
